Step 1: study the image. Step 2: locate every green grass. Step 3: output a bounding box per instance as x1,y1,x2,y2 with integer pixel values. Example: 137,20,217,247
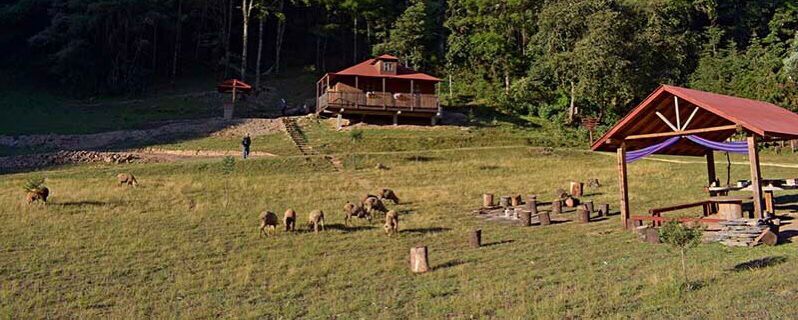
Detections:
3,142,798,318
152,133,300,157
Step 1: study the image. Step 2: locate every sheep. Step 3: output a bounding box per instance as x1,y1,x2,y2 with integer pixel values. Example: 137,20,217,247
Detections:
379,188,400,204
25,187,49,205
362,196,388,216
308,210,325,233
259,211,279,237
117,173,138,187
383,210,399,235
283,209,297,231
343,201,371,226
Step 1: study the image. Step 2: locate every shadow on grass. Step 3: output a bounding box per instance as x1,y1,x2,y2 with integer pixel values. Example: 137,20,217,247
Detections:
478,165,502,171
482,239,514,247
582,192,605,197
57,200,117,207
732,256,787,272
403,156,439,162
402,227,451,234
779,230,798,243
323,223,377,233
433,259,472,271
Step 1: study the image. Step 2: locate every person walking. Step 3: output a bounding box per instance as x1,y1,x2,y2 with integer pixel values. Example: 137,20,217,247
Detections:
242,133,251,159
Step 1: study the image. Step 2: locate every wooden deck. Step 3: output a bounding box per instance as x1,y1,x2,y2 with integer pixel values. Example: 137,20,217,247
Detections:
317,91,440,117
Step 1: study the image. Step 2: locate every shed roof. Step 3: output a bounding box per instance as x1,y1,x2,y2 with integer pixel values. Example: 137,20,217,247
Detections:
329,56,441,82
592,85,798,156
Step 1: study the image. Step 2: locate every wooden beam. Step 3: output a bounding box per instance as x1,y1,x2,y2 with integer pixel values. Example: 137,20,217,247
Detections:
674,96,681,129
747,135,764,218
617,143,630,229
682,107,699,130
625,124,740,140
655,111,679,131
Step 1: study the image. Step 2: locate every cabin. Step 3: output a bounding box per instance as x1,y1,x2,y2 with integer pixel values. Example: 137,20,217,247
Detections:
315,54,442,125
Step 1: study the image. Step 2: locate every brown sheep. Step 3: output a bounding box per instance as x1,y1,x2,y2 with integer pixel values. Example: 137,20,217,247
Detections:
117,173,138,187
259,211,279,236
362,196,388,216
283,209,297,231
25,187,49,204
308,210,325,233
379,188,400,204
383,210,399,235
343,201,371,226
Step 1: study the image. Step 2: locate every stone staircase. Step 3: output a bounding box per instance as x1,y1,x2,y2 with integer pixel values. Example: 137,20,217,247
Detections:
281,117,342,172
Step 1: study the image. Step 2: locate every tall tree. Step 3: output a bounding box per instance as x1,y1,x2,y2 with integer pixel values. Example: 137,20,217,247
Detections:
373,0,428,69
240,0,258,80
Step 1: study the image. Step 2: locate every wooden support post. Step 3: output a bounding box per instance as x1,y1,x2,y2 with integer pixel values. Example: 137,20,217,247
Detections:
410,246,430,273
519,211,531,226
706,150,717,197
469,229,482,248
577,207,590,223
552,199,562,214
483,193,494,208
617,143,630,229
539,210,551,226
499,196,511,208
355,76,359,90
336,113,343,130
393,113,399,126
747,135,764,219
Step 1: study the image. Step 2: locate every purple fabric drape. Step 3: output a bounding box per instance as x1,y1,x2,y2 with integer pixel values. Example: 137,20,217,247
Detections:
625,135,748,163
626,136,680,163
685,135,748,154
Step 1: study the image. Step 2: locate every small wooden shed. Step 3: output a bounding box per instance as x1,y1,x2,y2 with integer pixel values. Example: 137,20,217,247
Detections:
592,85,798,228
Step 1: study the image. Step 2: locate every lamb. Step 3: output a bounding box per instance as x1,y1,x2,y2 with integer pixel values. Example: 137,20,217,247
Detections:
283,209,297,231
117,173,138,187
308,210,325,233
379,188,400,204
259,211,279,236
383,210,399,235
362,196,388,216
26,187,49,204
343,201,371,226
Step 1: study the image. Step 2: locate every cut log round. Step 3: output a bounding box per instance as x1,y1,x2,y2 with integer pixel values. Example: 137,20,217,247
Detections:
577,207,590,223
483,193,494,208
499,196,511,208
552,199,562,214
570,181,584,197
469,229,482,248
584,201,594,214
529,198,538,215
511,195,522,207
599,204,610,217
410,246,430,273
754,229,778,246
519,211,531,226
539,211,551,226
644,228,660,244
564,197,580,208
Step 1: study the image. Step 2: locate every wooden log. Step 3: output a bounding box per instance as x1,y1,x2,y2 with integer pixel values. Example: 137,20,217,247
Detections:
564,197,580,208
511,195,522,207
764,190,774,215
577,207,590,223
644,228,660,244
552,199,562,214
529,197,538,215
499,196,511,208
410,246,430,273
469,229,482,248
599,204,610,217
539,210,551,226
570,181,584,197
584,201,594,214
754,229,777,246
483,193,494,208
519,211,531,226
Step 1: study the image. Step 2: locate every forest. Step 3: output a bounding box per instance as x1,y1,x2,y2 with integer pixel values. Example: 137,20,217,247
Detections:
2,0,797,125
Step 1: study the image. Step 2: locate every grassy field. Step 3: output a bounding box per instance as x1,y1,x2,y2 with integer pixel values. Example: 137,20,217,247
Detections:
3,136,798,318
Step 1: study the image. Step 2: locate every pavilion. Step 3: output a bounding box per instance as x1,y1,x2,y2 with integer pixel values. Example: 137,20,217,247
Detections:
592,85,798,228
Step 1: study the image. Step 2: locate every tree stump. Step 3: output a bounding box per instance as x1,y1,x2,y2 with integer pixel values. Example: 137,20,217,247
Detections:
483,193,494,208
584,201,594,214
598,204,610,217
527,195,537,210
564,197,580,208
511,195,522,207
552,199,562,214
519,211,531,226
644,228,660,244
570,181,584,197
499,196,511,208
577,207,590,223
410,246,430,273
754,229,778,246
529,198,538,215
469,229,482,248
539,210,551,226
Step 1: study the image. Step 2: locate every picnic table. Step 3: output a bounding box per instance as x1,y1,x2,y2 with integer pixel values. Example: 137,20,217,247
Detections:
707,178,798,215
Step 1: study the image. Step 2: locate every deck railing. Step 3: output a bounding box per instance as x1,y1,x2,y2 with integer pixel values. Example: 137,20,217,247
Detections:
318,91,439,112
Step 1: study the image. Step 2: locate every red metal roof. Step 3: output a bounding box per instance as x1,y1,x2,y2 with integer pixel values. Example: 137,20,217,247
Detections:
329,57,441,82
592,85,798,156
217,79,252,93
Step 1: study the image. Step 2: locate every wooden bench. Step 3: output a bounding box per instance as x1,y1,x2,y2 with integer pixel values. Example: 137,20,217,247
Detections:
633,201,713,227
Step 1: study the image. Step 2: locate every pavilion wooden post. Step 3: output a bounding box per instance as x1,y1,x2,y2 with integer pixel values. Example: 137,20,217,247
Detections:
706,150,717,199
617,143,630,229
747,135,764,218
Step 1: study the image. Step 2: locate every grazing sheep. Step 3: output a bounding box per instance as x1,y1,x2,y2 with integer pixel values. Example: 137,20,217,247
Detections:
379,188,400,204
383,210,399,235
117,173,138,187
343,201,371,226
283,209,297,231
362,196,388,216
259,211,279,236
308,210,325,233
25,187,49,204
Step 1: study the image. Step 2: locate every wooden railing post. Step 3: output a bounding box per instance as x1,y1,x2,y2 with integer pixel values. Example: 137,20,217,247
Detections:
748,135,764,218
617,142,630,229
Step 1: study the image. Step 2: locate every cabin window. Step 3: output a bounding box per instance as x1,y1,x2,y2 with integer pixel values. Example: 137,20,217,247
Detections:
382,62,395,72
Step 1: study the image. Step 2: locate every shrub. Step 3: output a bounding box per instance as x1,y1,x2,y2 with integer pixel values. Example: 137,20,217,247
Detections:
659,221,703,288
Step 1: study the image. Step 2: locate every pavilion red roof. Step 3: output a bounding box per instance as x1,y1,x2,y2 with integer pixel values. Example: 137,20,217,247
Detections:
592,85,798,156
330,57,441,82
